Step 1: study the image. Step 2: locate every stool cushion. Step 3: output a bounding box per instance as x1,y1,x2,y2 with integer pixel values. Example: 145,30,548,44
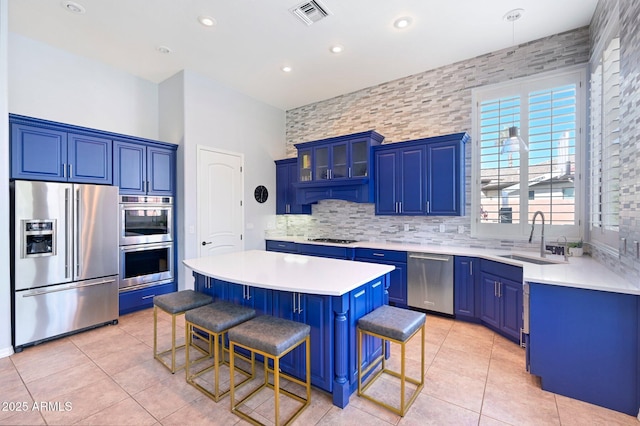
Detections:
228,316,310,357
186,301,256,333
154,290,212,314
358,305,426,342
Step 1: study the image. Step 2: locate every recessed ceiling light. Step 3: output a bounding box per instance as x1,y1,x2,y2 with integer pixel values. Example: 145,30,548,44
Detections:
503,8,524,22
198,15,217,27
330,45,344,54
393,17,412,29
156,45,172,54
61,1,85,14
282,66,293,73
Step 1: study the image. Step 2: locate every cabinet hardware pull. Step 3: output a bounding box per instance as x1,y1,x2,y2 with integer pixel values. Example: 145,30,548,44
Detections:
399,201,402,213
142,294,156,300
373,253,385,257
297,293,302,314
494,281,498,297
519,327,525,348
469,260,473,276
292,293,296,313
69,164,73,179
426,201,430,213
348,167,351,178
62,163,66,178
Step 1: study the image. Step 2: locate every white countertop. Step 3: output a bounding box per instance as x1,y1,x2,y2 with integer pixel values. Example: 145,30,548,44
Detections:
183,250,394,296
268,237,640,296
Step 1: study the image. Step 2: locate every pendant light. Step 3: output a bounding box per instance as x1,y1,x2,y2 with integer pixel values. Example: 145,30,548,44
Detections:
501,8,529,154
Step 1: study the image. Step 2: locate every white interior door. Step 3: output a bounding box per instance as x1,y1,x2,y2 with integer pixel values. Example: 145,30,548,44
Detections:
197,147,244,257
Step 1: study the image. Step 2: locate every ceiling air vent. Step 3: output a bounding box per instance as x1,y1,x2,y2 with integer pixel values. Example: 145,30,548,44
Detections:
290,0,331,26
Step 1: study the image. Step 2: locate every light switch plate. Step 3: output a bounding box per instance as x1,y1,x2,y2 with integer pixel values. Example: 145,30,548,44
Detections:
439,224,446,233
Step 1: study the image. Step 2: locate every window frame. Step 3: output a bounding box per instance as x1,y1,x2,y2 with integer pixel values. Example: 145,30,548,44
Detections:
471,65,587,241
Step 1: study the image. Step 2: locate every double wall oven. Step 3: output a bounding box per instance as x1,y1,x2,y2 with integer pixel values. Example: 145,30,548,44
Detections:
119,195,174,291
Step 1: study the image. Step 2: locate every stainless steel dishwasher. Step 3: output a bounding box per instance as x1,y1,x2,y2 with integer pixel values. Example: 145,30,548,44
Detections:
407,252,454,315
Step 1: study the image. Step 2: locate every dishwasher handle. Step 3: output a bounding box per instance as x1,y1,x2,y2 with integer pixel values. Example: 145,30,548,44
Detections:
408,253,451,262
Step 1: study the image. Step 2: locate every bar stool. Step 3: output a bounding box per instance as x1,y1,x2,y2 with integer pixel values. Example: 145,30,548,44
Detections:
153,290,213,373
228,315,311,426
357,305,426,417
185,301,257,401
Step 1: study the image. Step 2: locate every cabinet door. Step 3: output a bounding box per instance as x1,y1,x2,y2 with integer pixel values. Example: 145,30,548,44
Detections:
350,139,369,178
68,133,112,184
114,141,146,194
331,142,348,179
11,124,67,181
375,150,398,215
147,146,174,195
427,141,461,215
399,147,425,214
246,287,272,316
314,146,330,180
286,161,311,214
298,148,312,182
272,291,300,378
499,278,522,341
479,272,500,329
301,293,333,391
275,162,288,214
387,262,407,306
454,257,476,318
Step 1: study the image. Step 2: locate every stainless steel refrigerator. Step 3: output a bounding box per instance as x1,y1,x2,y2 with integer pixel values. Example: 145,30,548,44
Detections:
10,180,119,349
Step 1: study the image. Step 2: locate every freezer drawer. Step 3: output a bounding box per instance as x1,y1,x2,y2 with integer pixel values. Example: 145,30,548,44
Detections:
14,276,119,348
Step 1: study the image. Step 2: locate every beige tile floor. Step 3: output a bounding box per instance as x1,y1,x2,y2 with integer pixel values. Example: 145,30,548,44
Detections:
1,307,637,426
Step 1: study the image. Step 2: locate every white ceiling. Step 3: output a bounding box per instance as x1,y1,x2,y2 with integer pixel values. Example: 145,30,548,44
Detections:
8,0,598,111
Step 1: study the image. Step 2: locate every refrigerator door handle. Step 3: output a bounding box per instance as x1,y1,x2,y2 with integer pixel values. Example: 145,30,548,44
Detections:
75,188,81,278
65,187,71,279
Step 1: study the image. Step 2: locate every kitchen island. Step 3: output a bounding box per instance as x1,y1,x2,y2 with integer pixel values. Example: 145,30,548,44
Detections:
183,250,394,408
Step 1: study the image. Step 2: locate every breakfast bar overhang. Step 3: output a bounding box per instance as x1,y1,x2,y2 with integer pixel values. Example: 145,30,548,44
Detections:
183,250,394,408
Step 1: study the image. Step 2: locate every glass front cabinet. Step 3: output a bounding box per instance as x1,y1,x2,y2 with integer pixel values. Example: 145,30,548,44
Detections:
294,131,384,204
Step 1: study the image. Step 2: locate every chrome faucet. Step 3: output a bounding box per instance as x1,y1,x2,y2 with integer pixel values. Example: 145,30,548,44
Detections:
558,236,569,261
529,211,546,258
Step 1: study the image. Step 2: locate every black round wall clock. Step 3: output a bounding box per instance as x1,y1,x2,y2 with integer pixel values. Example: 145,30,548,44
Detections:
254,185,268,203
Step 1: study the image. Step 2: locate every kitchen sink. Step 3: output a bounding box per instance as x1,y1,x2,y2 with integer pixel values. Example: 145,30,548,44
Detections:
498,254,565,265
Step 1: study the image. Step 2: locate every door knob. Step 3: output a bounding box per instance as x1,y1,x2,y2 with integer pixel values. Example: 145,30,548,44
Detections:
202,241,212,246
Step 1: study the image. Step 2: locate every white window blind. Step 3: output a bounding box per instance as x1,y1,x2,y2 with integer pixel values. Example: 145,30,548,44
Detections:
590,32,620,249
472,68,585,240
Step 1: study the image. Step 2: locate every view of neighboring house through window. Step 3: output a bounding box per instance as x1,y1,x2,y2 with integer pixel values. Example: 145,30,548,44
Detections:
472,67,585,239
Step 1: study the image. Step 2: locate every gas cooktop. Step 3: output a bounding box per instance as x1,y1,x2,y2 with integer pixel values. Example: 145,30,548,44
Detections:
308,238,358,244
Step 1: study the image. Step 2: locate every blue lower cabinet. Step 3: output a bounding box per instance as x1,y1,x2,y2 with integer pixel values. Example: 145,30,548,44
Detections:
297,243,354,260
272,290,333,392
479,260,523,343
454,257,477,319
265,240,298,253
119,282,175,315
354,248,407,306
528,283,638,416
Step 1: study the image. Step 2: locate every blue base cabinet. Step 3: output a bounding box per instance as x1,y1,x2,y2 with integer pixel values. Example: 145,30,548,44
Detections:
454,256,477,319
265,240,298,253
479,260,523,343
528,283,638,416
272,291,333,392
297,243,354,260
119,282,175,315
192,271,389,408
355,248,407,306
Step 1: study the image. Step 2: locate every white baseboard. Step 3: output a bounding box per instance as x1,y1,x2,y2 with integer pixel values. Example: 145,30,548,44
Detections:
0,345,14,359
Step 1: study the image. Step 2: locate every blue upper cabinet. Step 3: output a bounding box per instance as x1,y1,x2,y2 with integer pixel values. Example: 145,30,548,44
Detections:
275,158,311,215
293,131,384,204
114,141,175,195
374,132,468,216
11,118,112,184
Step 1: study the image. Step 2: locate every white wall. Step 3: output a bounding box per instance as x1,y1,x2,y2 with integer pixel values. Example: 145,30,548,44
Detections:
165,70,285,290
0,0,13,358
8,33,159,139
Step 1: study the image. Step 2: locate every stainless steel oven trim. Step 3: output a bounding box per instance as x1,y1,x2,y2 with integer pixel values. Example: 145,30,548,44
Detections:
119,203,173,246
119,241,173,289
